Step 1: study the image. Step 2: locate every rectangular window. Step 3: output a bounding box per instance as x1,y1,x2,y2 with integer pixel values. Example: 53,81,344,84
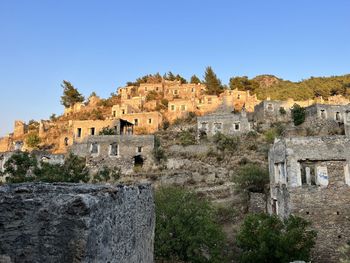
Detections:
90,127,95,136
234,123,240,131
174,90,178,95
112,111,116,117
335,112,341,121
109,143,119,156
171,105,175,111
208,98,212,104
181,105,186,111
137,146,143,153
122,109,125,114
145,87,148,91
267,103,273,111
134,119,138,126
148,118,152,124
77,128,82,138
320,109,326,119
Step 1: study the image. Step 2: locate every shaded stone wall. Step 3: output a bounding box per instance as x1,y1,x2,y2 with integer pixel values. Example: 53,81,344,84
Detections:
269,136,350,262
0,183,154,263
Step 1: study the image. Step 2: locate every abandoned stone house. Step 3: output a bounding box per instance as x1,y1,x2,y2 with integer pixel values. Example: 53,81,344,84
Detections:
70,134,155,175
197,110,250,138
268,136,350,263
253,100,294,125
305,104,350,122
71,118,134,143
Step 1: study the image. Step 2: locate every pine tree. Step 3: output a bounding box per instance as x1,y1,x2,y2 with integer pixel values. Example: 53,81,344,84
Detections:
190,75,201,84
203,66,223,95
60,80,84,108
166,71,176,81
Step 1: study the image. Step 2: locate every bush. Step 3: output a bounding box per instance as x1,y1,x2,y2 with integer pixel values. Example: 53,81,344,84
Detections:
213,132,240,152
92,166,120,183
236,213,317,263
162,120,170,130
264,128,277,144
3,152,37,183
279,107,287,115
153,136,167,163
155,187,226,263
3,152,89,183
178,130,196,146
232,163,269,193
26,133,41,148
291,104,306,126
99,126,117,135
145,90,158,101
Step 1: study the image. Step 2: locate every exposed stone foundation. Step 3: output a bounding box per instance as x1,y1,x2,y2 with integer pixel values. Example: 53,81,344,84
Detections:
0,183,154,263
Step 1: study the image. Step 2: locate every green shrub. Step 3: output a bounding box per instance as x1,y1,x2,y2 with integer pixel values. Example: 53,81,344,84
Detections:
291,103,306,126
232,163,269,193
155,187,226,263
178,130,196,146
145,90,158,101
92,166,120,183
153,136,167,163
3,152,37,183
26,133,41,148
3,152,89,183
236,213,317,263
99,126,117,135
264,128,277,144
279,107,287,115
213,132,240,152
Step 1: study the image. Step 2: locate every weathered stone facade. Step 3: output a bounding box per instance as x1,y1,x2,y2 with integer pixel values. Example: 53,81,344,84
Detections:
197,110,250,137
70,135,155,174
268,136,350,262
0,183,154,263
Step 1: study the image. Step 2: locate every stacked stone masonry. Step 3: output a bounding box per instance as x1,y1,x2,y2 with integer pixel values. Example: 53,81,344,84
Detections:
0,183,155,263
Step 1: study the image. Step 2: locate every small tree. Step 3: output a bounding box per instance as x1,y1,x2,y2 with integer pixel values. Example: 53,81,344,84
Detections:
99,126,117,135
178,130,196,146
212,132,240,153
204,66,223,95
153,136,167,163
236,213,317,263
60,80,84,108
233,163,269,193
291,104,306,126
190,74,201,84
3,152,38,183
26,133,41,148
155,187,226,263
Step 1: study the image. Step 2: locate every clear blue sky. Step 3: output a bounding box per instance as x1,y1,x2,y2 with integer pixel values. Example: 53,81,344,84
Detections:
0,0,349,136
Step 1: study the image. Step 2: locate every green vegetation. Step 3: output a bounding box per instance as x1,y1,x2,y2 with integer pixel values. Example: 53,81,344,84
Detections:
229,76,259,92
212,132,240,153
190,74,201,84
233,163,269,193
99,126,117,135
155,187,226,263
291,104,306,126
204,66,223,95
92,166,120,183
153,136,167,163
3,152,89,183
236,74,350,100
178,130,196,146
26,133,41,148
236,213,317,263
145,90,159,101
60,80,84,108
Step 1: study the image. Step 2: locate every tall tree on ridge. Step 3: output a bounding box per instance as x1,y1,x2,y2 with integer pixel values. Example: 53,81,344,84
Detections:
61,80,84,108
204,66,223,95
190,74,201,84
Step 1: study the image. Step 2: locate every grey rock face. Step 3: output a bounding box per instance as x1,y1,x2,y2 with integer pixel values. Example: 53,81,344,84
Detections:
0,183,154,263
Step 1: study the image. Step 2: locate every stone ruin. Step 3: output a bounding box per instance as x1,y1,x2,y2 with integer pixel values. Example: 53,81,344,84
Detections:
269,136,350,262
0,183,154,263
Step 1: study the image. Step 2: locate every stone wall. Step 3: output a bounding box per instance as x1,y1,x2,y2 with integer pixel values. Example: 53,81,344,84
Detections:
70,135,155,175
0,183,154,263
269,136,350,262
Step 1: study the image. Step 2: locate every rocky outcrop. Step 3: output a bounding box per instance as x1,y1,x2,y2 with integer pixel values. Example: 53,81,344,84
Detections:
0,183,154,263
